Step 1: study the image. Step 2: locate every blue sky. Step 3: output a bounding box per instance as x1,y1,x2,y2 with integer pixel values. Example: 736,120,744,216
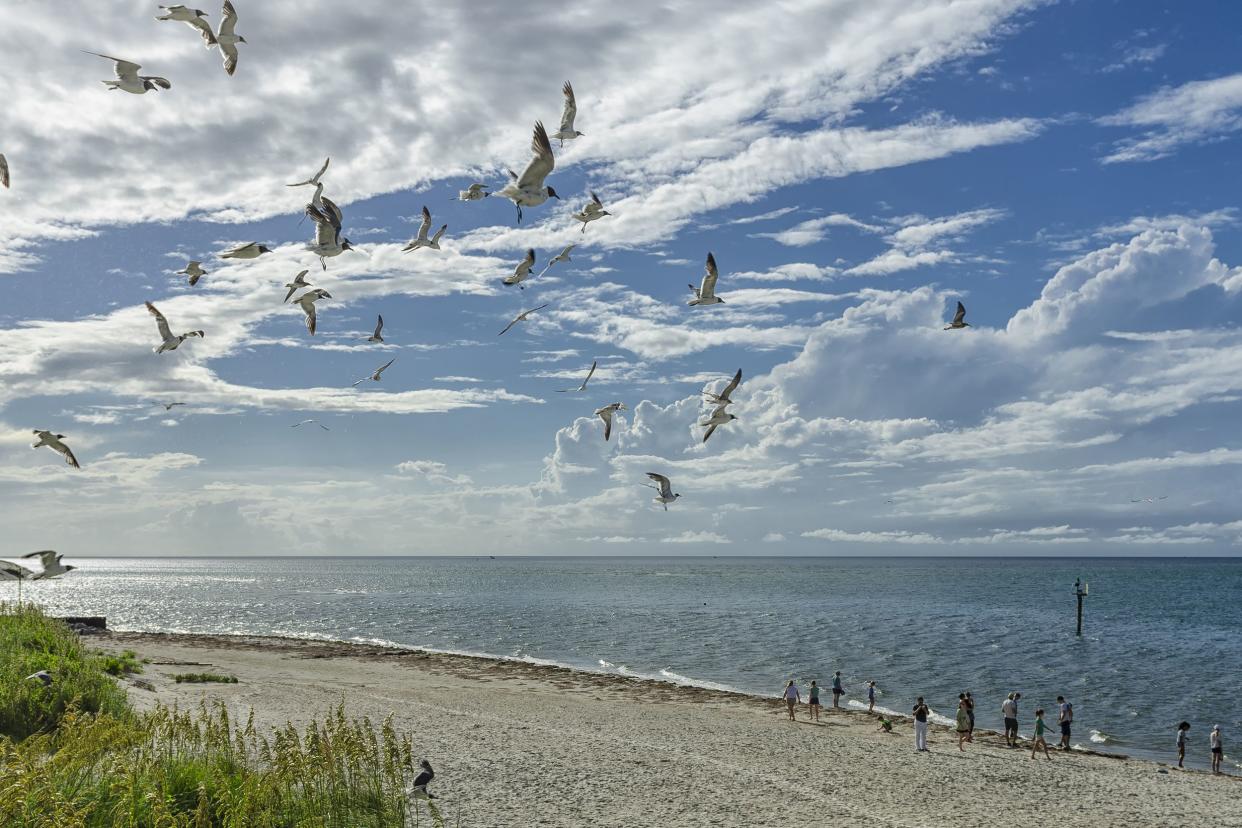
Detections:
2,0,1242,556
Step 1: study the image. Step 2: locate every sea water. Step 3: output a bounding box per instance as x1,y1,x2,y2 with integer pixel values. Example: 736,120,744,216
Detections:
13,555,1240,770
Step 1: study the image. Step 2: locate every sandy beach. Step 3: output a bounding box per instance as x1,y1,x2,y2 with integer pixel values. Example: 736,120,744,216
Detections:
90,631,1242,828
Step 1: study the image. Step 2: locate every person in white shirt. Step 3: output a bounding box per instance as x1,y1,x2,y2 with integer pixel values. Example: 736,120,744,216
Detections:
781,680,801,722
1176,721,1190,768
1211,725,1223,775
1001,692,1021,748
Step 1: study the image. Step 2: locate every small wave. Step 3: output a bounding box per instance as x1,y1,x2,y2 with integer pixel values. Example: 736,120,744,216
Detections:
598,659,615,669
1089,729,1109,744
657,669,746,695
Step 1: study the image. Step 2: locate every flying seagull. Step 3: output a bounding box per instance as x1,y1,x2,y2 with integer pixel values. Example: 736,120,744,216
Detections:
704,369,742,407
643,473,681,511
26,670,53,687
221,242,272,259
31,431,80,469
944,301,970,330
688,253,725,306
572,192,610,233
84,52,171,94
22,550,75,579
367,315,385,343
552,81,585,147
556,360,597,393
177,260,206,286
216,0,247,76
162,402,187,411
155,6,217,46
407,759,436,801
456,183,488,201
492,122,559,223
0,154,9,189
292,419,330,430
498,303,550,336
284,270,311,303
700,404,737,443
594,402,626,441
293,289,332,336
503,249,537,289
402,206,446,252
352,358,395,387
539,243,575,277
287,157,330,188
306,194,356,269
146,301,204,353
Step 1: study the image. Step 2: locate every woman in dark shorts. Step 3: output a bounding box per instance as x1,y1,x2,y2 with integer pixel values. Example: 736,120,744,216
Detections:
1211,725,1223,774
831,671,844,709
808,680,821,722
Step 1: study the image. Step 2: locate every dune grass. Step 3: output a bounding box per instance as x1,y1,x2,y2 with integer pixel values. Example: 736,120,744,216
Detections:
173,672,238,684
0,604,446,827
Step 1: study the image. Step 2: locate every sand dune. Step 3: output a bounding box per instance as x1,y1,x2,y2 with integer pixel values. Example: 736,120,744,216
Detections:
102,632,1241,828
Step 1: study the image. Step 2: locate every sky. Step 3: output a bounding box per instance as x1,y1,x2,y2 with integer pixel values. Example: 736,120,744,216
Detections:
2,0,1242,557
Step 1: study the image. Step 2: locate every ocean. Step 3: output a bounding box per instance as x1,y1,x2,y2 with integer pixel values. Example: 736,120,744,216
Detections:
11,555,1240,771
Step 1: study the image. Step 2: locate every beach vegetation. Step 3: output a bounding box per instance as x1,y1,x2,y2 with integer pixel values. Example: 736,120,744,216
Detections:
173,672,239,684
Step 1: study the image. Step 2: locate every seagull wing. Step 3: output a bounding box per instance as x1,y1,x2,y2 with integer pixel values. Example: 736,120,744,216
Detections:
598,408,613,441
187,14,217,45
556,244,575,262
431,224,447,244
699,252,719,299
284,270,309,303
306,204,339,246
416,206,432,241
304,303,317,336
0,154,9,189
719,369,742,402
952,301,966,325
287,157,330,187
559,81,577,133
85,52,142,82
580,359,597,390
516,122,555,190
497,317,519,337
646,473,673,498
218,0,238,37
145,302,173,341
373,315,384,338
321,197,344,231
51,439,80,469
702,423,718,443
516,248,535,277
374,358,395,378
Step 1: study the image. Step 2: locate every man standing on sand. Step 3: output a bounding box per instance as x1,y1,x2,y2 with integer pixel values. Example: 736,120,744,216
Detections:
867,680,877,713
1056,696,1073,750
1210,725,1223,774
832,671,844,709
1001,692,1020,748
913,696,930,752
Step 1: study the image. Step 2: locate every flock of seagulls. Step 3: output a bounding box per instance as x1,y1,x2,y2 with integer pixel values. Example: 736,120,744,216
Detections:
6,4,992,514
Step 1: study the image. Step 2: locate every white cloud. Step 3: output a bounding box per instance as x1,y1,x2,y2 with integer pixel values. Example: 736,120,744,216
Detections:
802,528,946,544
1098,72,1242,163
661,531,732,544
750,214,883,247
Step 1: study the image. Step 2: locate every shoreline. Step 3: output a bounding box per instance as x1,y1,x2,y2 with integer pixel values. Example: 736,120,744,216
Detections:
92,629,1241,827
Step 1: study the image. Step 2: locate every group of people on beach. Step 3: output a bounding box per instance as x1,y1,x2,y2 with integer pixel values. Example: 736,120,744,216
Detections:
782,679,1227,773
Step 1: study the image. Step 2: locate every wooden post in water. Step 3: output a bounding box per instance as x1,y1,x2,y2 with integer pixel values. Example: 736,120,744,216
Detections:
1074,578,1088,637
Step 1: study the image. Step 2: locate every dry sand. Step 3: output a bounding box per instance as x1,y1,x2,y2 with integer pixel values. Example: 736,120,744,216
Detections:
99,632,1241,828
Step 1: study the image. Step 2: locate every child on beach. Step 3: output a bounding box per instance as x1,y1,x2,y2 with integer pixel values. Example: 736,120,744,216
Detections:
832,671,844,709
808,680,821,722
878,717,893,733
956,698,970,751
1211,725,1223,774
1177,722,1190,768
1031,709,1052,760
782,680,800,721
867,680,877,713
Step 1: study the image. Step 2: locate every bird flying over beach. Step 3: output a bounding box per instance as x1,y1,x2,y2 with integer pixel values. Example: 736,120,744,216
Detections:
306,194,356,269
293,289,332,336
595,402,626,441
31,431,80,469
492,122,559,223
503,249,537,289
643,473,681,511
287,157,330,188
292,419,330,430
498,303,549,336
146,301,204,353
402,206,446,252
368,315,385,343
352,358,395,387
688,253,725,306
944,301,970,330
700,404,737,443
572,192,610,234
177,261,206,286
162,402,187,411
552,81,585,147
556,360,597,393
284,270,311,303
456,183,488,201
22,550,75,579
221,242,271,259
704,369,742,407
155,6,217,46
216,1,247,76
84,52,171,94
539,243,575,277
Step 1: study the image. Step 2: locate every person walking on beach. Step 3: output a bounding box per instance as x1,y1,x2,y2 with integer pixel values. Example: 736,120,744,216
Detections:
913,697,930,752
1030,709,1052,761
1210,725,1223,774
867,680,877,714
1056,696,1073,750
965,691,975,742
956,698,970,751
831,671,844,709
1177,722,1190,768
782,680,800,721
808,680,821,722
1001,692,1020,748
